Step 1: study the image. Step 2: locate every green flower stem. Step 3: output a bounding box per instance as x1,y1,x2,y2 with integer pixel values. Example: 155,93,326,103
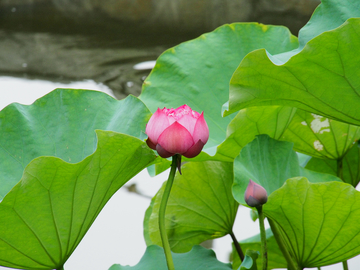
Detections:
256,206,268,270
230,231,244,262
159,154,180,270
268,218,301,270
337,158,348,270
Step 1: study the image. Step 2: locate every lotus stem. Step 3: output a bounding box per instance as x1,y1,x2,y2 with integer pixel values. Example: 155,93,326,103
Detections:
337,158,349,270
230,231,244,262
257,206,268,270
158,154,180,270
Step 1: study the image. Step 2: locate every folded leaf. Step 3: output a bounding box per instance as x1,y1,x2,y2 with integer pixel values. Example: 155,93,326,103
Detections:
227,18,360,127
0,131,156,269
238,250,259,270
0,89,152,199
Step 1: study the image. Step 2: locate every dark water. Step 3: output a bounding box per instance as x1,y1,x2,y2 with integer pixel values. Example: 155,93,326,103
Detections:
0,0,319,99
0,6,199,99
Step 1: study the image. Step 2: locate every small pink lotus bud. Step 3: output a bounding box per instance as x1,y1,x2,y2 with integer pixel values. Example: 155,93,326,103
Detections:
145,105,209,158
244,180,268,207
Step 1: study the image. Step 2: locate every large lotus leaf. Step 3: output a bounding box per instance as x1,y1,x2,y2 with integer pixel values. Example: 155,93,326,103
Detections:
0,89,152,200
280,109,360,159
305,143,360,187
232,229,287,270
264,177,360,267
215,106,296,161
0,131,157,269
109,245,232,270
144,161,238,252
298,0,360,48
226,18,360,126
139,23,298,159
232,135,340,205
267,0,360,64
217,107,360,163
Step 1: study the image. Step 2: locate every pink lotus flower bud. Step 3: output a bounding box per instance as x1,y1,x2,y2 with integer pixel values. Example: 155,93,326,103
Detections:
145,105,209,158
244,180,268,207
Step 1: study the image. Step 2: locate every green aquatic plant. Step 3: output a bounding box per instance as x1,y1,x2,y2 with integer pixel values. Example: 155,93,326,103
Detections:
1,0,360,269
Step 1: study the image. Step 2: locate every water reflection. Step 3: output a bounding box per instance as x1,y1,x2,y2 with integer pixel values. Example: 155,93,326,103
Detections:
0,1,197,101
1,0,320,101
0,76,114,110
0,29,167,99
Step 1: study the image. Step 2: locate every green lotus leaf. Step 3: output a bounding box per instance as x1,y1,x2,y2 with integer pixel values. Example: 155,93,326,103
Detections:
238,250,259,270
232,229,287,270
215,106,296,161
144,161,238,252
305,143,360,187
262,0,360,64
139,23,298,161
298,0,360,48
232,135,340,206
0,131,156,269
226,18,360,126
109,245,232,270
0,89,152,200
264,177,360,267
280,109,360,159
218,106,360,166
